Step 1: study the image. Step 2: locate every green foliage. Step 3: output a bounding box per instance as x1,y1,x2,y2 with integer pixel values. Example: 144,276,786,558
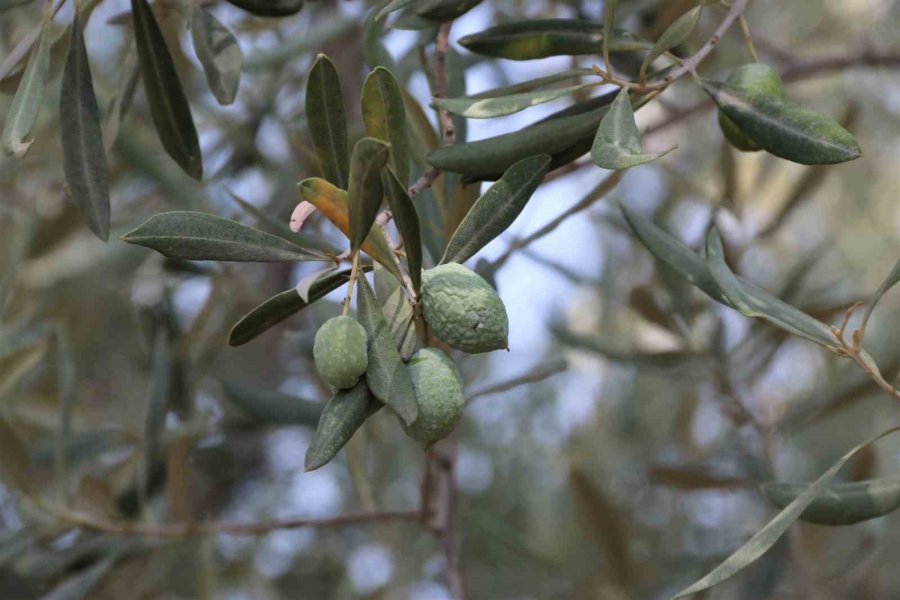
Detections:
591,89,674,169
304,381,381,472
761,478,900,525
190,5,243,106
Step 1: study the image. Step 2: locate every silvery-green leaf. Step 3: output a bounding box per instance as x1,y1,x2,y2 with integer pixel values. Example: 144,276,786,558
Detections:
295,266,341,302
442,155,551,265
591,89,675,169
306,54,350,189
1,9,51,158
672,425,900,598
229,268,362,346
361,67,410,185
190,5,243,106
356,274,418,425
434,81,598,119
123,211,330,262
304,381,381,472
383,167,422,293
60,11,111,241
700,78,862,165
375,0,415,21
704,228,836,347
639,5,702,79
761,477,900,526
132,0,203,179
348,137,390,254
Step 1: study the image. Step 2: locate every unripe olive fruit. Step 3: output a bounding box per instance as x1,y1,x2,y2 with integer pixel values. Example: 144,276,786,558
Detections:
421,263,509,354
718,63,786,152
404,348,464,445
313,316,368,389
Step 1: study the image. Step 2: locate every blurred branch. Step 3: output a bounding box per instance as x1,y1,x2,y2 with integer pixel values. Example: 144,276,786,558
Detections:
43,504,422,538
466,359,568,404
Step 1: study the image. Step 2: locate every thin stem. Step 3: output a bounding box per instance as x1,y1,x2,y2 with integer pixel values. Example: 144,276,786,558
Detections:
466,359,568,405
434,23,456,146
342,252,360,316
738,15,760,62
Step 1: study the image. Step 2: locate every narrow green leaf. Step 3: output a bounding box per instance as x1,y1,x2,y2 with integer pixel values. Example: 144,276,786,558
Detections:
383,167,422,293
761,477,900,526
434,81,599,119
361,67,410,185
672,425,900,599
380,283,417,361
442,155,551,265
348,137,391,254
700,78,862,165
306,54,350,189
1,8,50,158
295,266,341,302
123,211,329,262
457,19,650,61
60,11,111,242
103,59,140,152
224,0,303,17
304,381,381,472
427,90,620,181
704,229,836,347
591,89,675,169
0,418,35,495
620,205,730,304
640,5,702,79
221,380,322,426
415,0,483,21
228,268,362,346
356,274,418,425
190,5,243,106
132,0,203,179
363,6,395,70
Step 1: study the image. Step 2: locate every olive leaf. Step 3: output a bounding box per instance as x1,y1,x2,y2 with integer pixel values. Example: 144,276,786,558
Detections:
457,19,650,61
228,268,363,346
356,274,418,425
295,266,341,302
103,59,140,153
700,78,862,165
383,167,422,293
60,10,111,242
1,7,50,158
761,477,900,526
306,54,350,189
304,381,382,472
442,155,551,265
221,380,322,426
704,228,836,348
434,80,599,119
123,211,330,262
672,425,900,599
415,0,483,21
298,177,402,278
132,0,203,179
348,138,391,254
619,205,730,304
190,4,243,106
224,0,304,17
591,89,675,170
427,90,619,181
639,5,702,80
361,66,410,185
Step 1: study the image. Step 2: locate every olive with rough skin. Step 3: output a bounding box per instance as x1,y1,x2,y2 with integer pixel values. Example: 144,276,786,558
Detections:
404,348,464,445
718,63,786,152
313,316,368,389
421,263,509,354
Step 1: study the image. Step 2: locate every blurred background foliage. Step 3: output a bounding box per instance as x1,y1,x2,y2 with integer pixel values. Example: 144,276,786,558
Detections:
2,0,900,598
